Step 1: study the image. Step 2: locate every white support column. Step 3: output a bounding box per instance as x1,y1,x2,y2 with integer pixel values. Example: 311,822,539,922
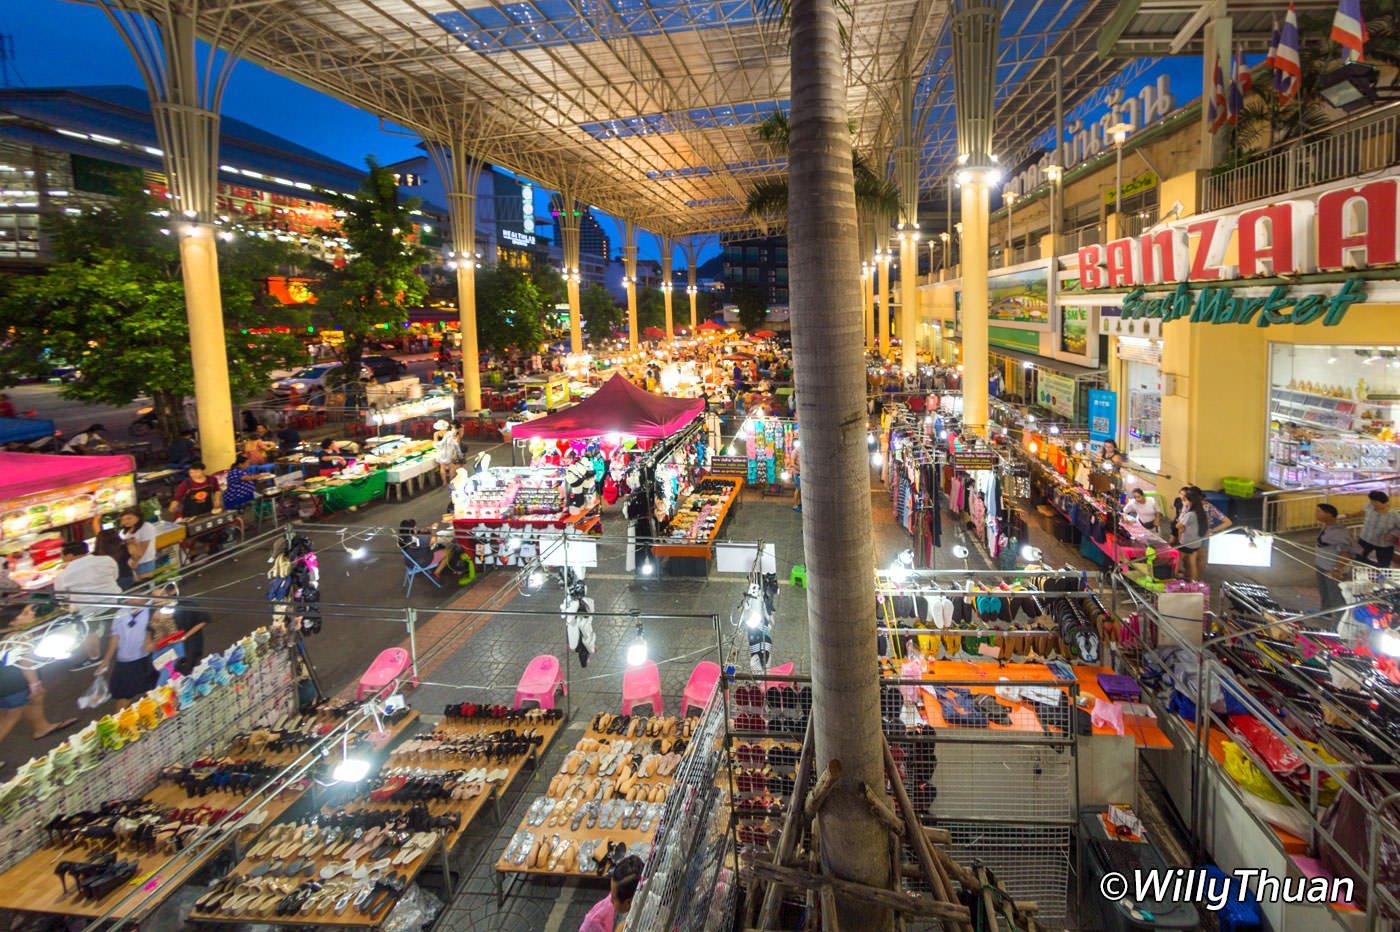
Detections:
659,234,675,340
623,220,639,350
961,176,990,435
557,195,584,353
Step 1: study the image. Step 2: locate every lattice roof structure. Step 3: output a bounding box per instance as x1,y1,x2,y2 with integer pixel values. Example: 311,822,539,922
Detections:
90,0,1158,236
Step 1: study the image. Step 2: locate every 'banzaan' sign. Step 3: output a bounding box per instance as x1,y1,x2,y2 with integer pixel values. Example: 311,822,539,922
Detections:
1078,177,1397,326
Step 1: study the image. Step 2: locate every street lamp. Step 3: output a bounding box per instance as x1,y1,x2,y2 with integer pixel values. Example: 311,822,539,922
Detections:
1108,121,1133,233
1044,163,1063,245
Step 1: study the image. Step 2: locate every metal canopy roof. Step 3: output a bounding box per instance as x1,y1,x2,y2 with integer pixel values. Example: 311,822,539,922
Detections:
1098,0,1341,58
99,0,1143,236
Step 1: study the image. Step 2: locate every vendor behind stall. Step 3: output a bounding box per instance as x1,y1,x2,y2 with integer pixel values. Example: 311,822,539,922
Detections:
62,424,109,454
277,424,303,453
171,463,222,519
314,439,347,473
165,429,197,469
222,453,276,512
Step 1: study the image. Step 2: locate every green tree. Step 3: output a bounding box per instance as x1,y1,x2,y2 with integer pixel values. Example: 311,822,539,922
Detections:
730,282,770,332
744,112,900,221
530,263,568,339
315,159,428,403
474,266,545,351
580,283,622,344
636,286,666,330
0,182,306,442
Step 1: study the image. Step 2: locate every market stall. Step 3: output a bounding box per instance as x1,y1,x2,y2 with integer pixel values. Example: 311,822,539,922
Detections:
452,466,600,567
0,452,139,590
493,713,701,904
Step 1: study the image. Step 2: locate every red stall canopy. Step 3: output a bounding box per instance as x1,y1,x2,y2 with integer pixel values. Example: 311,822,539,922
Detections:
510,374,704,440
0,452,136,501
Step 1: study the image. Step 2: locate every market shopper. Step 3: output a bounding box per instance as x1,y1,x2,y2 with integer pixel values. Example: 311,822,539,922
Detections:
52,540,122,669
579,854,644,932
314,439,347,473
1314,504,1359,612
117,508,158,582
94,529,135,591
98,604,156,711
433,420,461,487
1357,490,1399,569
151,583,207,675
1174,489,1210,582
0,606,77,745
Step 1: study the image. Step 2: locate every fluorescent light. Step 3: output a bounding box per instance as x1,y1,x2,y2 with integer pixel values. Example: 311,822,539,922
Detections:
1207,530,1274,568
627,625,648,666
1020,544,1043,562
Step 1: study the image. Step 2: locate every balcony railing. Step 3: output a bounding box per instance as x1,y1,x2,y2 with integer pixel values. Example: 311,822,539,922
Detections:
1117,204,1159,239
1202,101,1400,212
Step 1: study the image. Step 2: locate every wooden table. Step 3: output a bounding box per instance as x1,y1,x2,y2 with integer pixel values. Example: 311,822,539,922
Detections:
492,720,688,904
652,479,742,561
0,785,302,922
190,713,562,928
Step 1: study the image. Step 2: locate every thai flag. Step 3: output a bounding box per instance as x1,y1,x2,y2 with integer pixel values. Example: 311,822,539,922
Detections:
1331,0,1367,62
1266,19,1286,92
1208,53,1229,133
1277,4,1303,103
1229,51,1250,123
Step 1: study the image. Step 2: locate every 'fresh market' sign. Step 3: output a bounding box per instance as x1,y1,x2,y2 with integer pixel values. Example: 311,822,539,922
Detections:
1120,278,1367,328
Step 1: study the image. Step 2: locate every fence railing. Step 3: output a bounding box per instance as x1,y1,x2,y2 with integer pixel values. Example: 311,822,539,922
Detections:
1202,102,1400,212
1117,204,1160,239
1259,475,1400,533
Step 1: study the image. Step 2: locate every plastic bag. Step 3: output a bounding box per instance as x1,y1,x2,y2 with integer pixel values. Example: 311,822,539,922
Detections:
381,883,442,932
1222,740,1289,805
77,672,110,710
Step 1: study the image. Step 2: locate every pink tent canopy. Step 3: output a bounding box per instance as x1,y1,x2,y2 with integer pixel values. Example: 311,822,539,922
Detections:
0,452,136,501
510,374,704,440
696,320,725,331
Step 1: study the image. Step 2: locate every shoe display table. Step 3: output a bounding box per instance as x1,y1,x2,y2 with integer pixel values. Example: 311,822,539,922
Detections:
190,709,563,927
0,785,302,923
493,712,700,906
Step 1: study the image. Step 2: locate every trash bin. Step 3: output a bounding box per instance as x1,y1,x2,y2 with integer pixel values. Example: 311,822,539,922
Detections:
1079,809,1200,931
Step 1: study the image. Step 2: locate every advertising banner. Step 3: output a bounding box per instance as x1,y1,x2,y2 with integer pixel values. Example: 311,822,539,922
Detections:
1088,389,1118,442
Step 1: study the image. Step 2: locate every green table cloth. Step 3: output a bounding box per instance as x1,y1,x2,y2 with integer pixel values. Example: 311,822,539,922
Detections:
319,470,387,511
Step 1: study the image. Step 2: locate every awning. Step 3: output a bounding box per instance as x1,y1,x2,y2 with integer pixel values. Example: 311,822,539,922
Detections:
984,345,1107,381
508,373,704,440
0,451,136,501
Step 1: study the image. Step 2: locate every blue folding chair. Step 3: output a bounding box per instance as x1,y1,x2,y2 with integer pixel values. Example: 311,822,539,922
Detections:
401,548,442,597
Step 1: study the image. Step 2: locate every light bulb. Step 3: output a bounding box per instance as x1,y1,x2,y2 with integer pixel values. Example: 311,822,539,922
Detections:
867,432,876,448
1028,442,1038,454
351,546,367,559
938,430,948,441
34,630,77,660
627,632,648,666
332,757,372,783
1378,630,1400,658
951,544,970,560
1020,544,1043,562
871,451,884,467
527,569,546,590
780,470,791,482
640,559,654,577
1074,442,1085,453
726,445,735,455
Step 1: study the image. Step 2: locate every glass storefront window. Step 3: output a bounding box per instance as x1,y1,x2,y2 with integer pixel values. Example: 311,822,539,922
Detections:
1125,360,1162,472
1268,344,1400,487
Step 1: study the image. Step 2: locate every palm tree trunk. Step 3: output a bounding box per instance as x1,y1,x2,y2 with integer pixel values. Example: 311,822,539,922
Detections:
787,0,892,927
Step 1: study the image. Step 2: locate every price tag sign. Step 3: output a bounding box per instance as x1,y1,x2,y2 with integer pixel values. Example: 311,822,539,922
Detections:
950,451,999,470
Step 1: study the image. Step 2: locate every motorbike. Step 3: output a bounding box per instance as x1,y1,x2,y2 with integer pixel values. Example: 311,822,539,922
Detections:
128,406,161,438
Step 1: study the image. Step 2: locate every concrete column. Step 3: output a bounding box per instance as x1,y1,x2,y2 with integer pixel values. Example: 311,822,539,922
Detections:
961,177,990,435
1199,14,1233,170
623,220,638,350
899,231,918,373
178,225,235,469
566,277,582,350
660,236,674,340
877,248,891,357
689,288,698,329
448,190,483,412
557,197,584,353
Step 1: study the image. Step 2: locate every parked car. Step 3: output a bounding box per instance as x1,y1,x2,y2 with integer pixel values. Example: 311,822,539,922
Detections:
270,362,371,399
361,355,409,381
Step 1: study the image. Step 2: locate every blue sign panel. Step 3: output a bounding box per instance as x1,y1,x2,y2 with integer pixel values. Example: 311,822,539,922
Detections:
1087,389,1118,442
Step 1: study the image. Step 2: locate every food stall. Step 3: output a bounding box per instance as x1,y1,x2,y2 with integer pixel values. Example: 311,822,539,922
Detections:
0,452,139,590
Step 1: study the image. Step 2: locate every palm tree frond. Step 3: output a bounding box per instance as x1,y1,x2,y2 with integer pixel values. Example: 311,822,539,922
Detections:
745,178,789,218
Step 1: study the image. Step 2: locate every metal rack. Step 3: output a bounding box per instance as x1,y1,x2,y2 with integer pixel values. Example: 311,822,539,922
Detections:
1111,573,1400,928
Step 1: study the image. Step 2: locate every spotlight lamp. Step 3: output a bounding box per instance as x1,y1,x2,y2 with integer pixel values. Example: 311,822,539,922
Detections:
627,622,648,666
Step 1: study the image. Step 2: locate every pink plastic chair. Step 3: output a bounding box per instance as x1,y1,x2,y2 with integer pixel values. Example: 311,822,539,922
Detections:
681,661,721,714
513,655,566,710
621,660,664,715
766,661,795,691
356,648,416,700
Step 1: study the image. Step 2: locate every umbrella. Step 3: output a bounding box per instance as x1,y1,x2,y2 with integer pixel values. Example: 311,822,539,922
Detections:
753,330,777,338
643,327,666,338
721,353,756,361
